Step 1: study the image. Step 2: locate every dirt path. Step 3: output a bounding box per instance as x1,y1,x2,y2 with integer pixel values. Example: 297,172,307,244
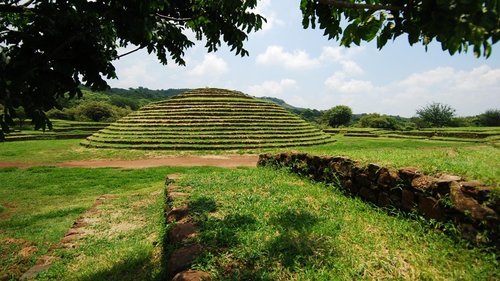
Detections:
0,155,259,169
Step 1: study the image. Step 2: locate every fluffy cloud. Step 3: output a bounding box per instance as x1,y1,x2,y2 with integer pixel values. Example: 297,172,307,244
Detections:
190,54,228,76
248,0,284,32
321,65,500,116
247,79,298,97
256,46,320,69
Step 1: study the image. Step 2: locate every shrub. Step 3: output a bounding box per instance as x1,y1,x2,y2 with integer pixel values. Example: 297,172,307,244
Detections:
324,105,353,127
358,113,400,130
416,102,455,127
478,109,500,126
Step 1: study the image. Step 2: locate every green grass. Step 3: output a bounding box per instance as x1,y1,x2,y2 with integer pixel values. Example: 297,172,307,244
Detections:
1,137,499,184
0,166,185,280
1,167,497,280
175,168,498,280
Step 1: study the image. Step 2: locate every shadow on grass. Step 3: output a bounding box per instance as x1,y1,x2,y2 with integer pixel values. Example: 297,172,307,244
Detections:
189,201,340,280
77,252,160,281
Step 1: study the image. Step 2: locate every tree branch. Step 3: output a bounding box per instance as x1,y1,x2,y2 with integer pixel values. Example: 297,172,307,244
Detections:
154,13,194,22
0,4,29,13
116,46,145,59
319,0,403,12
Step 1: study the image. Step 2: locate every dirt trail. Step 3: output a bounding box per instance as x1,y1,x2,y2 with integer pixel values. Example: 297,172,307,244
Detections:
0,155,259,169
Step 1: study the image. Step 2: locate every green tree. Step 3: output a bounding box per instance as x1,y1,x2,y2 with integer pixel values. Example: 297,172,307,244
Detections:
478,109,500,126
324,105,353,127
2,0,499,139
416,103,456,127
301,0,498,57
0,0,264,139
358,113,399,130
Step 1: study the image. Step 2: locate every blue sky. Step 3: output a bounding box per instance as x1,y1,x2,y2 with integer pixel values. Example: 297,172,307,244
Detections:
107,1,500,117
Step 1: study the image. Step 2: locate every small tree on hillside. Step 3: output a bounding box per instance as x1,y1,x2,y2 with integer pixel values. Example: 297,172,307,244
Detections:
478,109,500,126
324,105,353,127
416,103,455,127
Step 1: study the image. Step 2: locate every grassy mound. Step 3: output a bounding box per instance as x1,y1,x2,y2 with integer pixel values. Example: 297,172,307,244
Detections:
82,88,334,150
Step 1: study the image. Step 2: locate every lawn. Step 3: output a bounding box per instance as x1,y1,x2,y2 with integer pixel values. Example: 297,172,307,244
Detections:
1,137,498,184
0,167,498,280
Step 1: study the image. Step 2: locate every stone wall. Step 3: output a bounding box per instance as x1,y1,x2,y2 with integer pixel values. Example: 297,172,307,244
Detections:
258,153,499,249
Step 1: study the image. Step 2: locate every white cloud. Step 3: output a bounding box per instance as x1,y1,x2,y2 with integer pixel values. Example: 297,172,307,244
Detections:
247,79,298,97
256,46,320,69
189,54,228,76
249,0,284,32
319,65,500,116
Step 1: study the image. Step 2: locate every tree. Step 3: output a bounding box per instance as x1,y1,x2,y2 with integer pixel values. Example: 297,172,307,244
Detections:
324,105,353,127
358,113,399,130
301,1,498,57
478,109,500,126
0,0,265,139
416,102,456,127
2,1,499,139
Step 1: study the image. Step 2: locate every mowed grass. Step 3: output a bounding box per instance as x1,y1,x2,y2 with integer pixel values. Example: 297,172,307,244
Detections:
1,136,499,184
0,167,498,280
0,167,182,280
177,168,498,280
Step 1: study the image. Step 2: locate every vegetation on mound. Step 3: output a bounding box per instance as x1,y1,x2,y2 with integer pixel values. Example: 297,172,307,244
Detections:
85,88,334,150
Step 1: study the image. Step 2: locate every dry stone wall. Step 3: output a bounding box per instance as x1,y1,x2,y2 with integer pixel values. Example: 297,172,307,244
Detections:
258,153,499,249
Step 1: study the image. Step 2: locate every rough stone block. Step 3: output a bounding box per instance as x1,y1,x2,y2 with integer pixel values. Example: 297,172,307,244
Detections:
418,195,444,221
377,168,400,189
378,192,391,208
172,270,211,281
411,175,436,192
399,167,420,183
359,187,378,203
402,189,415,211
168,223,198,244
450,182,497,221
168,244,203,276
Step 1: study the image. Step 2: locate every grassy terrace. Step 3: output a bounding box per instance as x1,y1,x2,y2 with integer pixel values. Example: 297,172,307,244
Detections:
84,88,334,150
0,166,498,280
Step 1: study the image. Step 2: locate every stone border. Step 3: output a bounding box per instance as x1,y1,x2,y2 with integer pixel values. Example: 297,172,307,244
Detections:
258,153,499,249
164,174,211,281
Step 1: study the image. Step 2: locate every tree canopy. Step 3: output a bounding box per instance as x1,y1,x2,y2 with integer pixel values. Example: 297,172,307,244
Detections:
301,0,498,57
324,105,353,127
0,0,264,139
1,0,499,139
416,102,456,127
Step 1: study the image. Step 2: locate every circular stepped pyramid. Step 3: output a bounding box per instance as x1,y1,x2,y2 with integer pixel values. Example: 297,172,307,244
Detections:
81,88,335,150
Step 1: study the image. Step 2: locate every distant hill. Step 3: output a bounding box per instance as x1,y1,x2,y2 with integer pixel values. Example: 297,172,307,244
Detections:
256,96,303,110
108,87,190,101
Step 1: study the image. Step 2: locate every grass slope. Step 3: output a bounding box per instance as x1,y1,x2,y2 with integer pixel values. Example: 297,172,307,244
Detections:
83,88,334,150
0,167,497,280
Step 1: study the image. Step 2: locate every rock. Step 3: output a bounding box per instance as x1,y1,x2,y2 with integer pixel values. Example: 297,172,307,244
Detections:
399,167,420,182
359,187,377,204
461,184,492,203
436,174,462,183
367,163,381,181
167,207,190,223
353,172,372,189
460,180,482,189
172,270,211,281
418,195,444,220
377,192,391,208
450,182,497,221
402,189,415,211
411,175,436,192
168,223,198,244
168,244,203,276
377,168,400,189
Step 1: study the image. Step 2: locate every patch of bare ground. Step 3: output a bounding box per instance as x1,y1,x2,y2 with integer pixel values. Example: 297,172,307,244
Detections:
0,155,258,169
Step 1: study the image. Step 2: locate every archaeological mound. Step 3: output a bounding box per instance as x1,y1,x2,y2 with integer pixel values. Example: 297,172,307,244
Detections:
81,88,334,150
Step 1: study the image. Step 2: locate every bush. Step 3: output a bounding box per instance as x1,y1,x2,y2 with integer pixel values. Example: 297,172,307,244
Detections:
324,105,353,127
416,102,455,127
478,109,500,126
358,113,400,130
72,101,131,122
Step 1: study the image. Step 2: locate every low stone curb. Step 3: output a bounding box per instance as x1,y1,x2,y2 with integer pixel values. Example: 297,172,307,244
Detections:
258,153,499,249
164,174,211,281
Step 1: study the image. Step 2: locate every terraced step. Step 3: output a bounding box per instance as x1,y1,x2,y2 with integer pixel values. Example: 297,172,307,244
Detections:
83,88,335,150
